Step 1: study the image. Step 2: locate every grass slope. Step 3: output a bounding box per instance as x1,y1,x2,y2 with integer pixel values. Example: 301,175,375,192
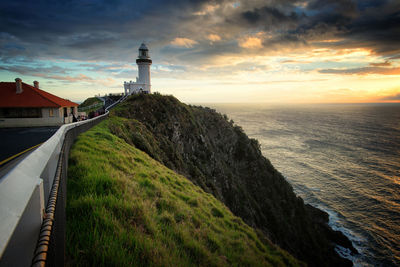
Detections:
78,97,104,113
79,97,103,108
67,116,301,266
109,94,355,267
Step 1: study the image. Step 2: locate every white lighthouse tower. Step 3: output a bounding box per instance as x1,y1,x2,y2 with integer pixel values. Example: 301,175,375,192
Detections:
124,43,152,95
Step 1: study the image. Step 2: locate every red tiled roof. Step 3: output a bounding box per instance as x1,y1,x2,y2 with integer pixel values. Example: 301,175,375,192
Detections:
0,82,79,108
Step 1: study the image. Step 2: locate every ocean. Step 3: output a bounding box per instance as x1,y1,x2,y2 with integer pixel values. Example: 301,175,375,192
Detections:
209,103,400,266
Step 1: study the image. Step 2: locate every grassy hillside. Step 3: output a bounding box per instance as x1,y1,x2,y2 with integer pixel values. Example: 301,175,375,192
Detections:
78,97,104,113
66,117,302,266
109,94,355,266
79,97,102,108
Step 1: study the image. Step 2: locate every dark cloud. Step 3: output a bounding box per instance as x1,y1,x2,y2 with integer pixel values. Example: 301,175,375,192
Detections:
319,66,400,75
241,6,300,28
0,0,399,67
0,0,225,62
341,3,400,55
369,61,391,67
311,0,399,56
231,0,400,57
0,65,69,76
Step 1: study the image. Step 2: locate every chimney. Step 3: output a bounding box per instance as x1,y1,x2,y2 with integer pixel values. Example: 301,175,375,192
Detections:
33,81,39,89
15,78,23,94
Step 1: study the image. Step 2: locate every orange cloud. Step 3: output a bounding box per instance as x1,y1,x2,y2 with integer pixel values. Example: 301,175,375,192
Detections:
171,37,198,48
47,74,93,82
239,37,263,49
207,34,221,42
193,4,219,15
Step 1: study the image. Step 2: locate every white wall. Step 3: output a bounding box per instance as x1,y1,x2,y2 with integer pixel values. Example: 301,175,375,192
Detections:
59,106,77,124
0,111,109,265
0,106,77,127
124,82,150,95
41,108,59,118
0,117,63,128
138,62,151,91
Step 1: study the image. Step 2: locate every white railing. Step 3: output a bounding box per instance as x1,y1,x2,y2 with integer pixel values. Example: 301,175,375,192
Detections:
0,95,126,266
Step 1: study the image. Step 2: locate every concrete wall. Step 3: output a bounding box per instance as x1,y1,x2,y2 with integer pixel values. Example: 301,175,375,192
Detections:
0,98,123,266
0,113,109,266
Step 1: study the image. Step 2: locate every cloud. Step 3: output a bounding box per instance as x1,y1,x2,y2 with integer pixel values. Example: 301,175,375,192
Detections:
369,61,392,67
193,3,220,16
42,73,117,87
380,92,400,101
319,66,400,75
241,5,301,29
0,0,400,86
239,37,263,49
0,62,118,86
0,65,69,75
43,74,94,82
170,38,198,48
0,0,399,65
207,34,221,42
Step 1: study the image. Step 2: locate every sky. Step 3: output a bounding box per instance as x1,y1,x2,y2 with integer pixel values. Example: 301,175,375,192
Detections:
0,0,399,103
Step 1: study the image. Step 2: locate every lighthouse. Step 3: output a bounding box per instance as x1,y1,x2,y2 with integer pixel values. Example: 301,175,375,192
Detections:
124,43,152,95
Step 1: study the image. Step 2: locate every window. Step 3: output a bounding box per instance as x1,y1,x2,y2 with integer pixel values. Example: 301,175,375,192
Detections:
49,109,54,117
0,108,41,118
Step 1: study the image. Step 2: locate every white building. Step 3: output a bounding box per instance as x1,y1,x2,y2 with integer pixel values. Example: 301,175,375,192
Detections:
124,43,152,95
0,78,79,127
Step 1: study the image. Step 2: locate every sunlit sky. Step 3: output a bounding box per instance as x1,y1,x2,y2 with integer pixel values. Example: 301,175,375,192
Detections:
1,0,399,103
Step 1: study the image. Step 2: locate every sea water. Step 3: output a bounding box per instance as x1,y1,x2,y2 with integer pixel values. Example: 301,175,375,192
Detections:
210,103,400,266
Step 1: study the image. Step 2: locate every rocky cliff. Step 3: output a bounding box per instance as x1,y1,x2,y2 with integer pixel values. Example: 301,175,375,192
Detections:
110,93,356,266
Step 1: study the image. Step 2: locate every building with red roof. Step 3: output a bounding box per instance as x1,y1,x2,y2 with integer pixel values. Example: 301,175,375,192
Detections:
0,78,79,127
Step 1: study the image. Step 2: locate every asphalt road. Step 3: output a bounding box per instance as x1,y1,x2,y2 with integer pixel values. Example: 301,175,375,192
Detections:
0,127,59,164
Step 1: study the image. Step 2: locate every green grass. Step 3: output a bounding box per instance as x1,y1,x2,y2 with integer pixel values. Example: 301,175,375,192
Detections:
79,97,103,108
66,116,302,266
78,97,104,113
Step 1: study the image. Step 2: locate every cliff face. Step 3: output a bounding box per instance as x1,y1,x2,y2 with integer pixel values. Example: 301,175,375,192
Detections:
67,118,301,266
111,94,356,266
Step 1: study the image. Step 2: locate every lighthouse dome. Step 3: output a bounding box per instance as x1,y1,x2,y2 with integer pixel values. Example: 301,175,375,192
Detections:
138,43,150,59
139,43,148,51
